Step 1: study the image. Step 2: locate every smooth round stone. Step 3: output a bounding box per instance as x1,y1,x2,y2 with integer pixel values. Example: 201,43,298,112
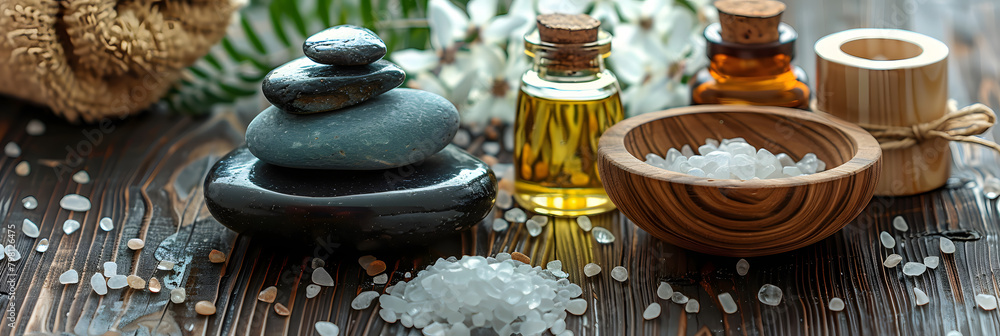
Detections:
262,58,404,114
303,25,386,66
204,145,496,249
247,89,459,170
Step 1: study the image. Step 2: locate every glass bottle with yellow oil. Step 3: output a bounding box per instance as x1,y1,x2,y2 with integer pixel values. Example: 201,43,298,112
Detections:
690,0,810,109
514,14,623,216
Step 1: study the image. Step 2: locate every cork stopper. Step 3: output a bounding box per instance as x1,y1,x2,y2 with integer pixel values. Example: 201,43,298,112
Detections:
715,0,786,44
536,14,600,44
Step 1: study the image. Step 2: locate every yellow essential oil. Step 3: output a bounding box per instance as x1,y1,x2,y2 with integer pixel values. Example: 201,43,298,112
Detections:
514,92,623,216
513,14,623,216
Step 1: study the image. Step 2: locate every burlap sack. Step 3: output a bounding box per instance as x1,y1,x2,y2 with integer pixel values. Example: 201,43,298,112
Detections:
0,0,242,123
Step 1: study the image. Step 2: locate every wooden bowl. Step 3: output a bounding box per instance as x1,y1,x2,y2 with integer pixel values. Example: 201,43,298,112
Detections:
598,105,882,257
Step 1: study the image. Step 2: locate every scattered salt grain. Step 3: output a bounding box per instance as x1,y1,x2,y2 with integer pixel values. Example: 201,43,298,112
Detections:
567,299,588,315
642,303,661,320
315,321,339,336
924,256,940,269
366,260,387,276
274,303,291,316
526,219,543,237
610,266,628,282
946,331,963,336
258,286,277,303
313,267,335,286
107,275,128,289
976,294,998,310
59,269,79,284
902,262,927,276
828,297,845,311
72,170,90,184
99,217,114,231
15,161,29,176
892,216,909,232
373,273,388,285
656,282,673,300
22,219,39,238
495,190,513,209
209,250,226,263
404,272,412,278
21,196,37,210
62,219,81,235
940,237,956,254
913,287,929,306
671,292,689,304
592,227,615,244
103,262,117,277
685,299,700,313
504,208,527,223
736,258,749,276
576,216,592,232
4,142,19,157
60,194,91,212
306,284,321,298
35,238,48,252
492,218,509,232
195,301,217,315
127,275,145,289
311,258,325,269
532,215,549,226
91,273,108,295
879,231,895,249
985,177,1000,199
127,238,145,250
170,288,186,303
157,260,175,271
758,284,783,306
583,263,601,277
148,277,162,293
26,119,45,135
883,254,903,268
718,292,738,314
5,246,20,262
546,260,562,271
358,255,377,269
351,291,380,310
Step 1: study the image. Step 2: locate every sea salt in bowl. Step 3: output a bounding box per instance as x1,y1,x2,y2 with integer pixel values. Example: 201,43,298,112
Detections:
597,105,882,256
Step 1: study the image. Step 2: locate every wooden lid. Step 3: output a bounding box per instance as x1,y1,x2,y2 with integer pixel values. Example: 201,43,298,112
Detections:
536,14,600,44
715,0,785,44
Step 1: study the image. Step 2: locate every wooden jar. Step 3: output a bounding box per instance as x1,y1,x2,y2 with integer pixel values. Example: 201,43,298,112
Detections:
815,29,950,196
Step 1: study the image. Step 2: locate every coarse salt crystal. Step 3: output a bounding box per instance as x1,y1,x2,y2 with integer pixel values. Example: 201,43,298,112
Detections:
35,238,49,252
258,286,277,303
351,291,380,310
685,299,700,313
315,322,339,336
879,231,895,249
718,292,738,314
72,170,91,184
15,161,29,176
170,288,186,303
583,263,601,277
526,219,543,237
757,284,782,306
656,282,673,300
592,227,615,244
312,267,335,286
59,269,79,284
60,194,91,212
26,119,45,135
107,275,128,289
373,273,388,285
5,246,20,262
99,217,114,231
504,208,527,223
63,219,81,235
892,216,908,232
883,254,903,268
306,284,321,298
976,294,998,310
91,273,108,295
127,238,145,250
671,292,688,304
103,261,117,277
4,142,19,157
736,258,749,276
902,262,926,276
924,256,940,269
913,287,929,306
828,297,845,311
21,196,37,210
642,303,661,320
22,219,39,238
576,216,592,232
492,218,509,232
940,237,956,254
610,266,628,282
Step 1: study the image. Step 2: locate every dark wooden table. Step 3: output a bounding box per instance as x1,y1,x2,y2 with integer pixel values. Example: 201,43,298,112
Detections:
2,1,1000,335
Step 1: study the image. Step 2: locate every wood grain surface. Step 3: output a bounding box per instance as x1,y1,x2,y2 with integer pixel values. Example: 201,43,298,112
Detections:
597,105,882,256
0,0,999,335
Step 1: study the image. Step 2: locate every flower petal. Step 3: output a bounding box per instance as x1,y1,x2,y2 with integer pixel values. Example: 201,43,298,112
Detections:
468,0,498,26
391,49,440,73
429,0,470,49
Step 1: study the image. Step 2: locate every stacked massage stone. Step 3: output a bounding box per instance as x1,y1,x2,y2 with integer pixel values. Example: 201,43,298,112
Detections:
204,26,497,250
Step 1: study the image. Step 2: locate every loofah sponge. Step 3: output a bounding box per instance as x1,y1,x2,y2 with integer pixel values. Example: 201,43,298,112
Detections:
0,0,243,123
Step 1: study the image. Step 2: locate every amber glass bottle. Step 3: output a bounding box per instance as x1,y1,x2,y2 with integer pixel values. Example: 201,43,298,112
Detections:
690,0,809,109
513,14,624,217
